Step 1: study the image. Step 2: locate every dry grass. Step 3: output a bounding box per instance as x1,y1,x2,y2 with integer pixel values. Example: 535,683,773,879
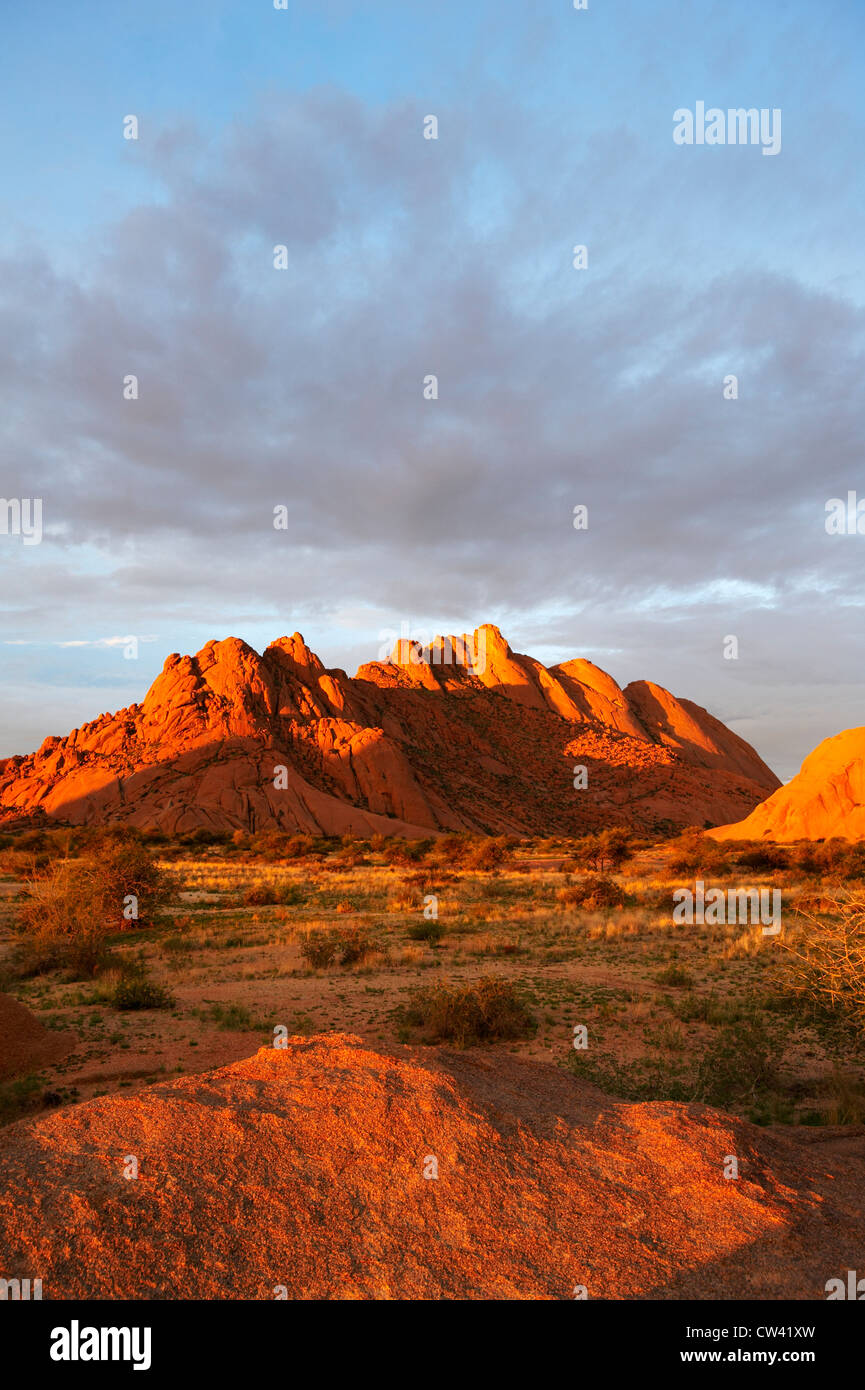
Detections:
1,837,863,1127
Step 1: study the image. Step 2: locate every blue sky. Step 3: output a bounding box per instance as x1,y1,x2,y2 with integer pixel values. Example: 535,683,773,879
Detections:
1,0,864,778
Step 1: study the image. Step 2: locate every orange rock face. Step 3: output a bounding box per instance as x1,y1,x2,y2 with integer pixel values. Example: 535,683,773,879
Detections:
0,993,74,1081
0,1034,860,1299
0,624,778,836
711,726,865,842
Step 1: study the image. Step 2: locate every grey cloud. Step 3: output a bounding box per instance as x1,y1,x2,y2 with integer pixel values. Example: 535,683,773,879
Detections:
1,83,863,776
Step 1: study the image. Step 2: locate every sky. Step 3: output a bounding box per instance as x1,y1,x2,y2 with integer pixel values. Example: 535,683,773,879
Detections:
1,0,864,780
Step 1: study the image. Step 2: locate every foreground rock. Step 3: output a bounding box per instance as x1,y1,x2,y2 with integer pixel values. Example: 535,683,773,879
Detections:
0,993,73,1082
0,1034,861,1299
0,625,778,836
712,726,865,842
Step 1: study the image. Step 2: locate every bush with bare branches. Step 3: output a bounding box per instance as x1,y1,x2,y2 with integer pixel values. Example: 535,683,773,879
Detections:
780,892,865,1037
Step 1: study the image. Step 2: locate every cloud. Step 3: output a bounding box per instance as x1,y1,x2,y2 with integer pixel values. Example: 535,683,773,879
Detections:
4,636,157,649
1,22,864,777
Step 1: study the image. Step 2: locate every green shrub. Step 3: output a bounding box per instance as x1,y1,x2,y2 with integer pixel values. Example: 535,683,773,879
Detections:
0,1074,46,1125
201,1002,264,1030
112,976,174,1011
655,964,695,989
407,919,445,947
694,1017,779,1108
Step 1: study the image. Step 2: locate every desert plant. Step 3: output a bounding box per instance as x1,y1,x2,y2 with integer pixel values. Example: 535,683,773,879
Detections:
397,977,536,1046
200,1002,267,1030
462,838,510,871
733,842,789,872
243,882,305,907
779,892,865,1037
336,924,374,964
655,964,695,989
299,928,340,969
0,1073,45,1125
667,831,730,876
112,974,174,1011
407,919,445,947
14,835,169,977
557,874,625,910
87,832,169,928
790,840,865,882
694,1017,779,1108
569,828,632,873
16,862,111,977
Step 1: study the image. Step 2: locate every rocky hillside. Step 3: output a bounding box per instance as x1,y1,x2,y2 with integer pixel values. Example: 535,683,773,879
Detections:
0,624,779,836
0,1033,860,1299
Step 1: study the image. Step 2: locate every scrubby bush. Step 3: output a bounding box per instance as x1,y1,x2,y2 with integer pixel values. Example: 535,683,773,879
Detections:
733,842,789,872
299,928,340,969
694,1017,779,1108
15,834,168,977
462,838,510,871
780,893,865,1037
383,838,433,866
242,882,305,907
16,862,112,977
789,840,865,882
336,924,374,965
398,977,536,1046
557,874,626,910
666,830,730,876
568,828,633,873
112,974,174,1011
298,924,377,969
200,1002,267,1030
90,834,168,926
407,919,445,947
181,827,229,848
655,964,695,989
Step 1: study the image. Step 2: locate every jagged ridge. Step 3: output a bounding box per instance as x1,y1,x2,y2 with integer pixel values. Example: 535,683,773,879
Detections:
0,624,779,835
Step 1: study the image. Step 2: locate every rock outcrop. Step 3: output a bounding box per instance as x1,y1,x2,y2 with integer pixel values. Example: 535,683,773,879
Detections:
0,624,779,836
711,726,865,842
0,1033,860,1300
0,993,74,1081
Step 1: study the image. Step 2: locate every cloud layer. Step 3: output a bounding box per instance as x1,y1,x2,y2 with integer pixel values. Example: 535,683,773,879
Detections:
2,2,864,778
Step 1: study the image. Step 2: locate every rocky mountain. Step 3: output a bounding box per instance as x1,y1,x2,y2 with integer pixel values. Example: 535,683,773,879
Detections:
0,1033,860,1299
711,725,865,842
0,624,779,836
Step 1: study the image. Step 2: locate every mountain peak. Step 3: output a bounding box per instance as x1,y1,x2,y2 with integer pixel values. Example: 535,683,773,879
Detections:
0,627,780,836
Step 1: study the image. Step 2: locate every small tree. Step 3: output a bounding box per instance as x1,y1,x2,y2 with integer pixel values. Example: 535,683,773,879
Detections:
571,827,632,873
16,834,168,977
